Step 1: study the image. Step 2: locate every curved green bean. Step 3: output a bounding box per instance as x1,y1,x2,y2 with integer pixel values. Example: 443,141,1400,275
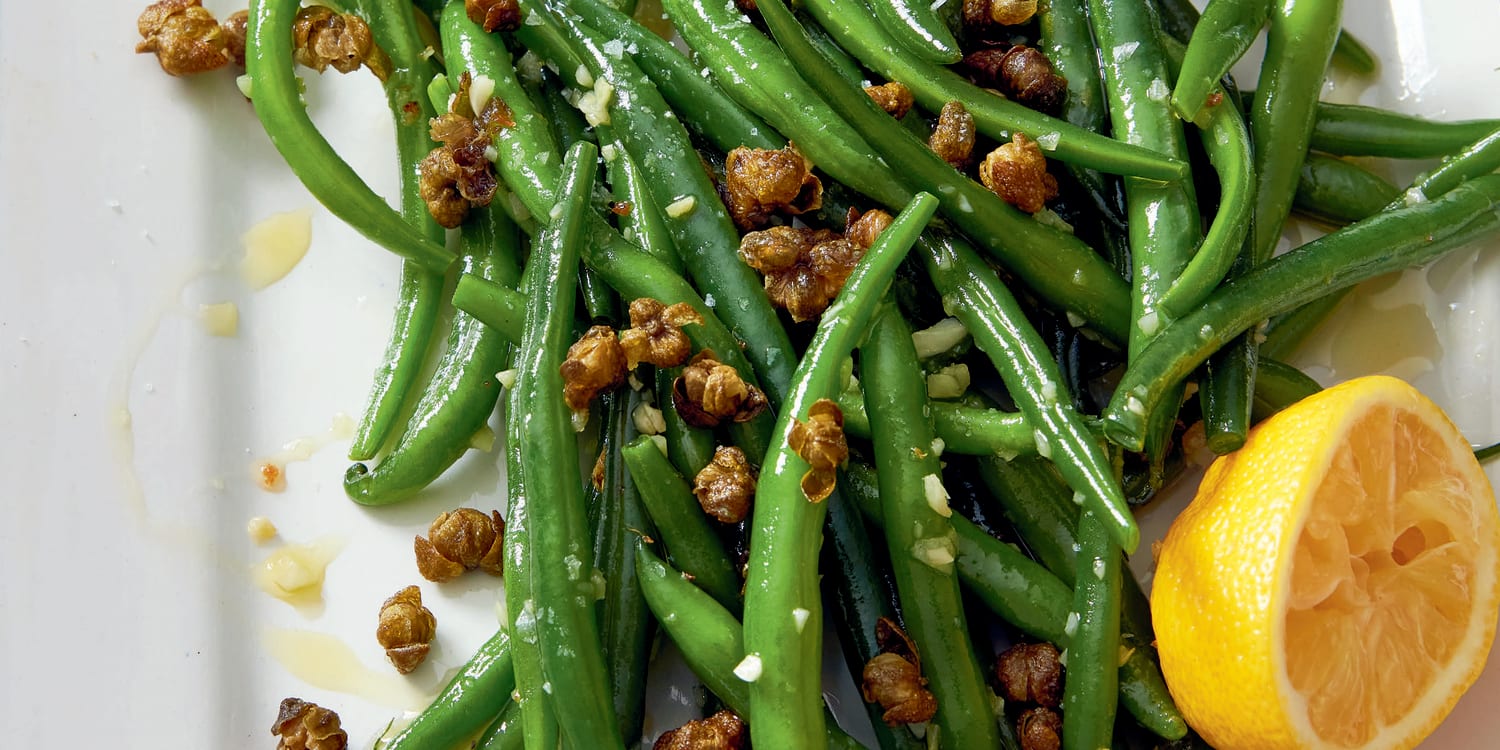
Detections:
244,0,452,271
1157,35,1255,321
1103,175,1500,450
344,205,520,505
741,192,938,749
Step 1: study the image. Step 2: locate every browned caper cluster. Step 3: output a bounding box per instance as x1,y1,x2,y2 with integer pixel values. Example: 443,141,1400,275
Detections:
376,585,437,674
980,133,1059,214
558,298,703,412
996,641,1064,707
619,298,704,370
222,10,250,67
787,399,847,503
865,81,915,119
135,0,233,76
466,0,522,32
722,143,824,231
272,698,348,750
672,351,770,428
963,0,1037,27
414,508,505,582
861,617,938,726
739,227,862,322
928,101,977,170
652,710,748,750
561,326,630,411
962,46,1068,115
844,207,895,250
693,446,757,523
419,73,516,227
292,6,390,80
997,642,1066,750
1018,707,1063,750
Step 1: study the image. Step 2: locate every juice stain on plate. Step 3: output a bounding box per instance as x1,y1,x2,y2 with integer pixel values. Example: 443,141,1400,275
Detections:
263,628,433,711
1292,269,1442,383
253,413,356,492
240,208,313,290
253,535,345,609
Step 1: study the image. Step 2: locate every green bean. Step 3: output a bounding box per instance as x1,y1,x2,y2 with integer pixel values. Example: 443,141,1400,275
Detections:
1331,28,1379,75
445,8,775,457
1304,100,1500,159
1170,0,1271,123
510,140,623,749
861,307,1001,749
741,192,938,749
244,0,453,271
844,463,1187,740
1475,442,1500,463
659,0,910,209
439,4,561,230
1062,509,1123,750
450,273,525,343
804,13,867,87
921,232,1138,552
1103,175,1500,451
604,143,683,272
1091,0,1201,476
382,630,514,750
634,545,866,750
1152,0,1201,42
1202,0,1343,454
501,261,558,749
529,7,798,407
343,205,520,505
1156,36,1255,322
589,391,654,744
803,0,1191,182
1403,125,1500,203
1039,0,1115,216
1292,153,1400,225
1251,357,1323,420
869,0,962,63
565,0,782,154
337,0,450,461
838,385,1038,457
622,436,744,613
474,701,524,750
972,457,1186,740
757,0,1134,342
821,488,926,750
1263,125,1500,360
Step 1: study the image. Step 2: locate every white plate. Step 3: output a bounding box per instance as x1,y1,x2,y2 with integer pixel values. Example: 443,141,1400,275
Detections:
2,1,1498,747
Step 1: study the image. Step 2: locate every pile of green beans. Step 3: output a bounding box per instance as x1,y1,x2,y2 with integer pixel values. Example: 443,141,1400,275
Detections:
216,0,1500,747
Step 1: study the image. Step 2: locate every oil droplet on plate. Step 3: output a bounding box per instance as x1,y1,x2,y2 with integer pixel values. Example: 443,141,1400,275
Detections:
240,208,313,290
197,301,239,337
262,628,434,711
252,536,345,608
252,413,356,492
